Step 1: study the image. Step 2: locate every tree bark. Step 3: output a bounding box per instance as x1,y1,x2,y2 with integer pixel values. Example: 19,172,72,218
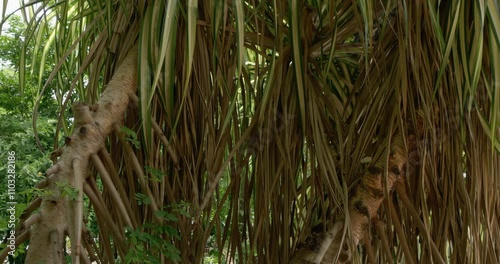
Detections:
24,46,138,264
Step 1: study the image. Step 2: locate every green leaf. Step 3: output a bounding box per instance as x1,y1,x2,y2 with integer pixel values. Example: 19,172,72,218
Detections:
120,126,141,149
144,166,165,182
134,192,151,205
155,210,178,221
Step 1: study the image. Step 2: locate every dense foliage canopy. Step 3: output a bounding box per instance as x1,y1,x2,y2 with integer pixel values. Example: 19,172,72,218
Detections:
1,0,499,263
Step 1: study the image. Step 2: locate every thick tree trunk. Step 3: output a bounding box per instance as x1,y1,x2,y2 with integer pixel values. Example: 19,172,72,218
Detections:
290,131,409,263
24,47,138,264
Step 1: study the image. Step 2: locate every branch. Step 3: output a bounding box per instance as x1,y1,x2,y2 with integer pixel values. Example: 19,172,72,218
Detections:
24,46,138,264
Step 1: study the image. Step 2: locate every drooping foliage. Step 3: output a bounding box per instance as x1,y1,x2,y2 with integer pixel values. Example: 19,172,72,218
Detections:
0,0,499,263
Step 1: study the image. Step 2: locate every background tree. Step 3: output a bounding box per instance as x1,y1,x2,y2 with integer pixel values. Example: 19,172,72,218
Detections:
0,0,499,263
0,13,59,263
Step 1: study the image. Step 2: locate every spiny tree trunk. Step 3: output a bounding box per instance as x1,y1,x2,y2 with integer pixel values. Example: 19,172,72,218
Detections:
24,46,138,264
290,128,413,263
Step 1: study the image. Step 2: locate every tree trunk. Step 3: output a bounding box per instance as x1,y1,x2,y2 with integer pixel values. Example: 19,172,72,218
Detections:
290,130,410,263
24,46,138,264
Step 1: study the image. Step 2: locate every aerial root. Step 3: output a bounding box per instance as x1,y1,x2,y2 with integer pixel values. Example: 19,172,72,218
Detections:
90,153,134,228
20,198,42,221
0,230,30,262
